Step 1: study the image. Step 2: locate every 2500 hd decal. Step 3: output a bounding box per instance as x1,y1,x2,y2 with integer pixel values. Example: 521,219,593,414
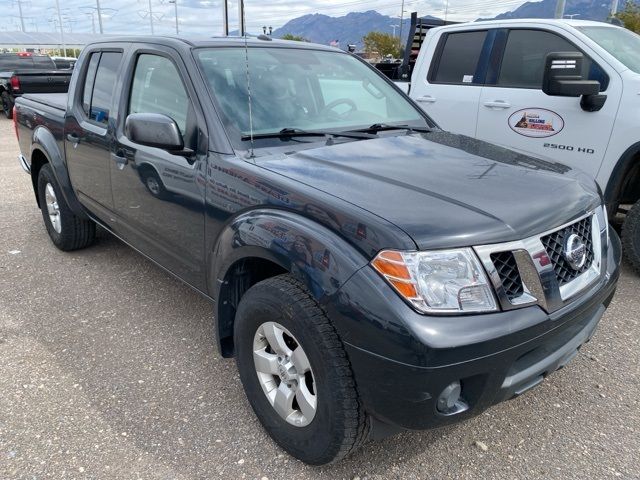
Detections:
543,143,596,154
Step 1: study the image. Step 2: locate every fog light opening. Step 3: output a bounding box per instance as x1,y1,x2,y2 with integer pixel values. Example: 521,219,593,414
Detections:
436,381,469,416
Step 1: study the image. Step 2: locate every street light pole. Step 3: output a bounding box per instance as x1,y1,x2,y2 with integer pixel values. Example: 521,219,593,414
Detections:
169,0,178,34
555,0,566,18
16,0,26,32
96,0,104,33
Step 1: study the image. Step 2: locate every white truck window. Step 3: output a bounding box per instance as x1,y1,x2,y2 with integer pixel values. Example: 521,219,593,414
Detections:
431,31,488,85
498,29,608,90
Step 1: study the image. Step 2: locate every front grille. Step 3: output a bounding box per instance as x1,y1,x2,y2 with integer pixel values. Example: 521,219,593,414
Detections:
491,251,524,301
541,216,594,286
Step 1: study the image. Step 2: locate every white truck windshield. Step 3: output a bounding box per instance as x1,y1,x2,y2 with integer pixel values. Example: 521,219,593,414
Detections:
195,47,426,142
578,26,640,74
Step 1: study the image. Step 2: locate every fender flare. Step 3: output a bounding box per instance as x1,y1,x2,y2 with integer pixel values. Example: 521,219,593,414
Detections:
30,126,89,219
210,208,371,354
604,141,640,213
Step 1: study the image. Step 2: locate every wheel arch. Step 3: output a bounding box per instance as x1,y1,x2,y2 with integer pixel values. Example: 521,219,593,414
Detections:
604,141,640,214
30,127,89,219
211,208,369,357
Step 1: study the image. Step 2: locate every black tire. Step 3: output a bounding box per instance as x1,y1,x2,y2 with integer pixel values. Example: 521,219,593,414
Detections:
2,91,13,119
140,168,168,199
37,163,96,251
622,201,640,274
234,274,369,465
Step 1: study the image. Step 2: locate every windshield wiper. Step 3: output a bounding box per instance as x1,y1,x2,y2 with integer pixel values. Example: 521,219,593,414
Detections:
241,127,376,141
353,123,433,134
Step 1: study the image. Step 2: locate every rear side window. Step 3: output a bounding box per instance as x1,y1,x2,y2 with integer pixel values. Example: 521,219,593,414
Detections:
431,31,488,84
82,53,100,117
128,54,189,134
81,51,122,125
498,29,609,90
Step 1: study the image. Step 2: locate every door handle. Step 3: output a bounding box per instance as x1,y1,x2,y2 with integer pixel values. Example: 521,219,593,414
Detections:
483,100,511,109
66,133,80,145
111,151,129,169
415,95,436,104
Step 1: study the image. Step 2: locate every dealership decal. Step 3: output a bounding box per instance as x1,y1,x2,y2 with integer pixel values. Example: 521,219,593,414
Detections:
508,109,564,138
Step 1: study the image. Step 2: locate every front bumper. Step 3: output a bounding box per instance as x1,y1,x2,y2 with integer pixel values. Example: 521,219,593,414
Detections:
326,230,621,431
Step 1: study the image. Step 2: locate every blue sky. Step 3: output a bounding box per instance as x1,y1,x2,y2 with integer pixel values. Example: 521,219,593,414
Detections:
0,0,533,35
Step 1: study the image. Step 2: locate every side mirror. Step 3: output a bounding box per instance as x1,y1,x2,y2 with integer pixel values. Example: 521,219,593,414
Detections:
125,113,184,151
542,52,606,111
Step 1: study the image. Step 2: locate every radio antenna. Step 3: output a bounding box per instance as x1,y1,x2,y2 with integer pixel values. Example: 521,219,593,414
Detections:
241,0,255,159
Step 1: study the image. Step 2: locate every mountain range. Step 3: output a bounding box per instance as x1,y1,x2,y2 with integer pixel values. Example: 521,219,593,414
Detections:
271,0,616,48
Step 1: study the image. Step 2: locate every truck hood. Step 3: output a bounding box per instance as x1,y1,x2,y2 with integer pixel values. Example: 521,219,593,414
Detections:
258,131,600,250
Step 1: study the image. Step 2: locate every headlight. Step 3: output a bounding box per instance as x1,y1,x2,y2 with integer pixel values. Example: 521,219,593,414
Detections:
371,249,498,314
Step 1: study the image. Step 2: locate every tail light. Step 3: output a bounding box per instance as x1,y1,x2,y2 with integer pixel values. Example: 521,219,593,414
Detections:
13,106,19,141
10,75,20,92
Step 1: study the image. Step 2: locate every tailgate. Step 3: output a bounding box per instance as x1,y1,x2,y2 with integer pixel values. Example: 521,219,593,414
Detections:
14,70,71,94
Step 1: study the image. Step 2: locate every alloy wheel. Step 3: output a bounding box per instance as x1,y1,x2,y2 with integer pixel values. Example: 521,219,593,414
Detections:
253,321,317,427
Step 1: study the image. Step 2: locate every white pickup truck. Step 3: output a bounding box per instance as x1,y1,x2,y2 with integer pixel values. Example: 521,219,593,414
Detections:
404,19,640,271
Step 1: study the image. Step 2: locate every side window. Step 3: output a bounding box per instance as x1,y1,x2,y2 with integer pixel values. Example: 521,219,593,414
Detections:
82,53,100,117
90,52,123,124
128,54,189,134
431,31,488,84
498,29,609,90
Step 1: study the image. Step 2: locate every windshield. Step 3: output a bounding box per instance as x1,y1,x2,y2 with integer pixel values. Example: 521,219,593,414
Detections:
578,26,640,73
195,47,429,146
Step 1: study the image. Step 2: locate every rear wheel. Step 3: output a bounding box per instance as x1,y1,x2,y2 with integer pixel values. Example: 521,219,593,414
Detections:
141,168,168,199
37,164,96,251
622,201,640,274
234,274,369,465
2,91,13,119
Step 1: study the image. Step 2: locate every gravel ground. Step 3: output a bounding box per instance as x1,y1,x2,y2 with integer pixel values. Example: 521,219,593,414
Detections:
0,118,638,480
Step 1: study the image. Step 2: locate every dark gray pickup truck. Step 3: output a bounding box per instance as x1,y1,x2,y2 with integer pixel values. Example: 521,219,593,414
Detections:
0,52,71,119
14,36,621,465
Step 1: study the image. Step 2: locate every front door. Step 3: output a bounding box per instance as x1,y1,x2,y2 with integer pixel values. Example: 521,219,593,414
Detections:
110,51,207,291
476,28,622,178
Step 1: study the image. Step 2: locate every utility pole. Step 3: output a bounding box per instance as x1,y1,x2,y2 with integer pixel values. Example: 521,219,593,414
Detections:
138,0,162,35
14,0,26,32
239,0,246,36
54,0,67,56
554,0,566,19
222,0,229,35
148,0,154,34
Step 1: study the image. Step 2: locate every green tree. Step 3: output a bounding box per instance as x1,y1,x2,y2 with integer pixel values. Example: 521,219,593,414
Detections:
362,31,401,58
616,1,640,33
281,33,308,42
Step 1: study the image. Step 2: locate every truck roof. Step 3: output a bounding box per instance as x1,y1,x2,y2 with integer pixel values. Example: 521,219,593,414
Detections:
85,35,341,52
446,18,617,29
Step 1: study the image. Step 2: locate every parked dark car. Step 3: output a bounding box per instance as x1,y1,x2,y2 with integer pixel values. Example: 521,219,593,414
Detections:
0,52,71,119
14,37,620,465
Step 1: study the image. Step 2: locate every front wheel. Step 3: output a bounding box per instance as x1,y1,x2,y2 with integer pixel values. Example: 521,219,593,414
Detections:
622,201,640,274
2,91,13,119
37,164,96,251
234,274,369,465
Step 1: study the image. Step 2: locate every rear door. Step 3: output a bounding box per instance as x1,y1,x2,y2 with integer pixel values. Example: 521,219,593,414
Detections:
65,49,124,218
110,48,208,290
410,28,491,136
475,27,622,178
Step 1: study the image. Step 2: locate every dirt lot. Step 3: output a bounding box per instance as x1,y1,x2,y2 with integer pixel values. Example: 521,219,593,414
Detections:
0,118,638,479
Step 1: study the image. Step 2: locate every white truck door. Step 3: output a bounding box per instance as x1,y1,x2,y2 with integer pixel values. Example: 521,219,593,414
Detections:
411,29,490,137
476,27,621,178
